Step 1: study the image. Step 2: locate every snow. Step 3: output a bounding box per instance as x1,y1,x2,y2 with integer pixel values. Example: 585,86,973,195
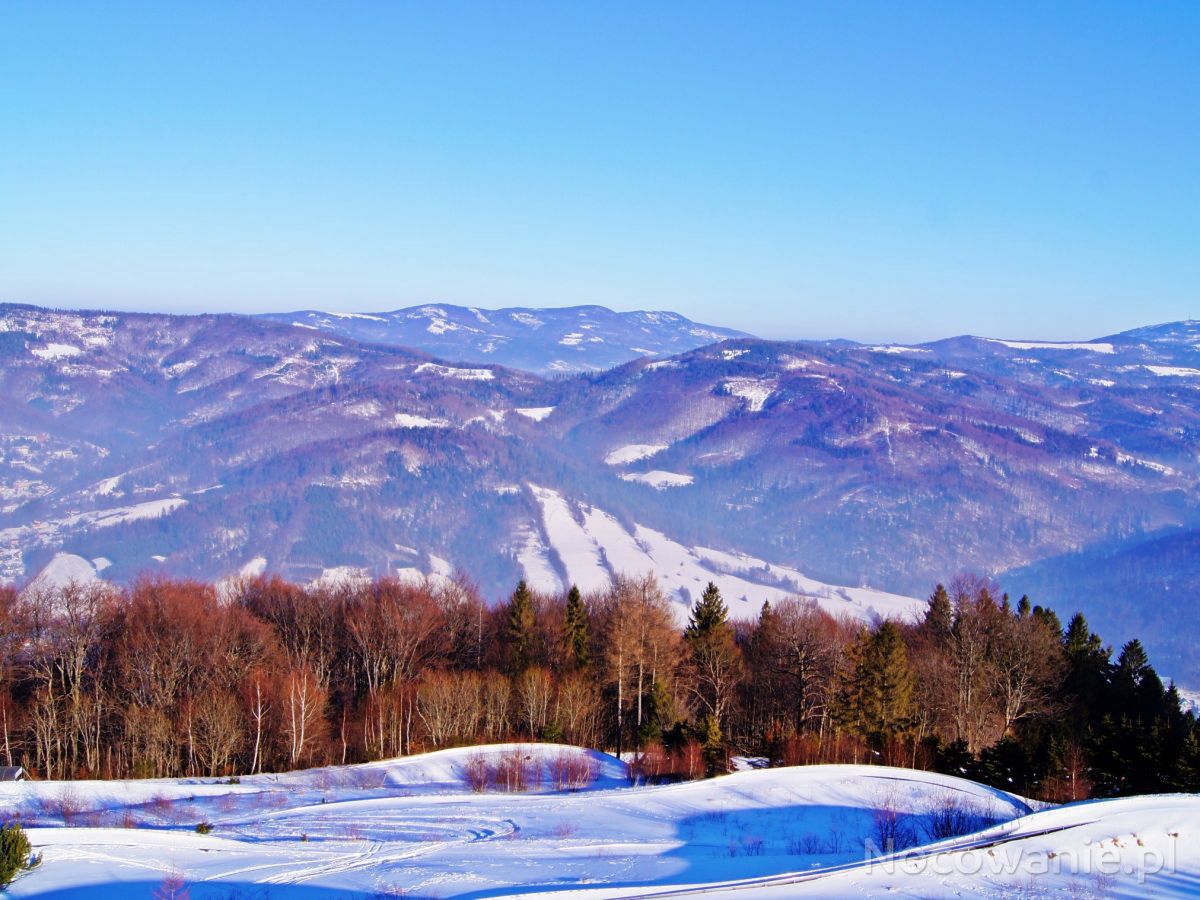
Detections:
530,486,611,593
605,444,669,466
59,498,188,531
509,311,544,328
559,332,584,346
394,413,449,428
322,311,386,321
1116,452,1177,476
239,556,268,578
30,342,84,360
92,475,122,496
30,553,100,587
310,566,372,589
1146,365,1200,377
344,399,382,418
987,339,1115,353
723,378,775,412
620,470,695,489
721,348,749,360
514,406,555,421
414,363,495,381
24,749,1186,900
515,526,563,593
869,345,930,354
526,486,923,624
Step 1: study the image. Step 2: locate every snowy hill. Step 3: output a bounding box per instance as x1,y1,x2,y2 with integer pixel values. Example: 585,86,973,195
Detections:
261,303,750,374
2,746,1195,897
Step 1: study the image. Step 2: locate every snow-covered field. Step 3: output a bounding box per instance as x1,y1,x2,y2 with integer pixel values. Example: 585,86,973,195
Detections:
3,744,1197,898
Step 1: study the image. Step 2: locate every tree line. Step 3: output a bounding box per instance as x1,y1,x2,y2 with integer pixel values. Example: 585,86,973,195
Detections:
0,571,1193,801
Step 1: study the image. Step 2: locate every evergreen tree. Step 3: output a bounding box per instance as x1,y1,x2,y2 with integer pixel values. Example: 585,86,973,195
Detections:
1062,612,1110,729
840,622,916,747
685,582,729,639
562,585,591,670
925,584,953,637
505,580,538,675
684,583,742,730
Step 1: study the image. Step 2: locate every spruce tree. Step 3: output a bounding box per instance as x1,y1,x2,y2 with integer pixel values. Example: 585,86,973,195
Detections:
563,584,591,670
685,582,729,639
925,584,953,637
841,622,916,747
685,583,742,735
506,580,538,675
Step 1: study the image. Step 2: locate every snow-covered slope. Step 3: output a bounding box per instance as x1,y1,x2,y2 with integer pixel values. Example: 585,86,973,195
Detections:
3,746,1192,898
526,485,923,623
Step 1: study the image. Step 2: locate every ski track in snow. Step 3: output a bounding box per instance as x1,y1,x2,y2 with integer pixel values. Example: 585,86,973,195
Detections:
6,748,1198,898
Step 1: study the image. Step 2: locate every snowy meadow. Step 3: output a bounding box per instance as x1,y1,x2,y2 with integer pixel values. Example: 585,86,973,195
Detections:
2,744,1198,898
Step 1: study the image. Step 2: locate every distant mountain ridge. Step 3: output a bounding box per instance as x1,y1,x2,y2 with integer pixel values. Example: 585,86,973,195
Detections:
3,302,1200,678
259,304,750,374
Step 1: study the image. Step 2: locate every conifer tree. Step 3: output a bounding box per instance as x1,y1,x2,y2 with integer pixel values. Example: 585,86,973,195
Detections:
506,580,538,675
562,585,591,670
684,583,742,730
840,622,916,747
925,584,953,637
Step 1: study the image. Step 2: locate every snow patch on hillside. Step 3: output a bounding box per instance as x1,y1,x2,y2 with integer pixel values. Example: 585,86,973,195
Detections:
988,339,1115,353
604,443,669,465
1146,365,1200,377
515,526,563,593
240,556,268,578
30,553,101,587
723,377,774,412
394,413,449,428
31,342,84,360
529,486,610,593
620,470,694,489
514,406,554,421
527,486,922,623
414,363,495,381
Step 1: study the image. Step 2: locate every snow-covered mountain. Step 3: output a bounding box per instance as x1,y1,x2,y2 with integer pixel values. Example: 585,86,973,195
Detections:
259,304,750,374
4,303,1200,676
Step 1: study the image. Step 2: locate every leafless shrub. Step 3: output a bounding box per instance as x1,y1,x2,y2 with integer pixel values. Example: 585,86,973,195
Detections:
868,787,918,854
153,867,190,900
354,769,388,790
463,752,490,792
491,747,535,792
545,751,599,791
48,785,87,825
790,833,832,854
551,821,576,839
921,791,997,841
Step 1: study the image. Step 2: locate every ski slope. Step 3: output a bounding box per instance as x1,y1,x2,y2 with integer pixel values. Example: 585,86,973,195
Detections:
1,744,1194,898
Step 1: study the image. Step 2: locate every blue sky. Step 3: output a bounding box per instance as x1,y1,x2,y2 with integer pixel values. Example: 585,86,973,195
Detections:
2,2,1196,341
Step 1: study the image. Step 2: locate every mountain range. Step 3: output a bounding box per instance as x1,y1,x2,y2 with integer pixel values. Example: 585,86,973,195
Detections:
260,304,749,375
2,302,1199,679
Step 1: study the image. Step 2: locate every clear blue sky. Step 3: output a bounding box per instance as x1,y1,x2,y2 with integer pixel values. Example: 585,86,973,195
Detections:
2,2,1196,341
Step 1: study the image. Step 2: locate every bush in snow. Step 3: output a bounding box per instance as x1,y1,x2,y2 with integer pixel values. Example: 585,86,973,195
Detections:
921,791,997,841
492,747,536,792
464,752,490,792
545,751,598,791
866,787,918,854
0,822,37,888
